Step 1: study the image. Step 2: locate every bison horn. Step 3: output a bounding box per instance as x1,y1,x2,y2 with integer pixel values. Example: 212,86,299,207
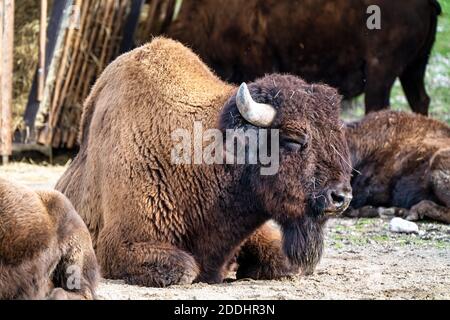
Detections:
236,83,276,127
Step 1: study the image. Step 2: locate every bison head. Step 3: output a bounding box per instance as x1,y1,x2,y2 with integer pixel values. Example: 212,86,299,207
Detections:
219,74,352,274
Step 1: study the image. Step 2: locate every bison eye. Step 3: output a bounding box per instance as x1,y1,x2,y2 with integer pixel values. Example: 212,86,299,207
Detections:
282,134,309,152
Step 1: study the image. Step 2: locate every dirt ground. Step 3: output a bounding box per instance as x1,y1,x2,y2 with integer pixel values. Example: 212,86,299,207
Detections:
1,163,449,300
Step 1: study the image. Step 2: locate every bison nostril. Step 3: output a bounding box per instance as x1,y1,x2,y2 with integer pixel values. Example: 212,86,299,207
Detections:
328,189,353,211
331,192,346,206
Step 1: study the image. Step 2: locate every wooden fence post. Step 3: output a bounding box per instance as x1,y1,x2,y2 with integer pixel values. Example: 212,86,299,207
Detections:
0,0,3,161
23,0,71,142
37,0,47,101
1,0,14,165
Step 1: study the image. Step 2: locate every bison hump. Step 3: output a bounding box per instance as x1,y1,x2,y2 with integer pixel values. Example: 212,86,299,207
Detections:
101,37,233,113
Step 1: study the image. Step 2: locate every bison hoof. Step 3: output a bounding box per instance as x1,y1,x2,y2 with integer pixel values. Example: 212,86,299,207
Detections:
124,254,199,288
405,211,420,221
406,200,434,221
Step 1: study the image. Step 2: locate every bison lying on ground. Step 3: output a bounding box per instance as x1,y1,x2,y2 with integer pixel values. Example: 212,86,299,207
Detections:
0,178,99,300
56,38,352,287
346,111,450,224
164,0,441,115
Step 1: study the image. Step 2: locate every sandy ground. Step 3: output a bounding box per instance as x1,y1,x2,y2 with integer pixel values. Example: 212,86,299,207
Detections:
1,163,449,300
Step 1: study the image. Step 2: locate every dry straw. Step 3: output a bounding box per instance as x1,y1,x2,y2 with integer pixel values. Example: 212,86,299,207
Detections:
12,0,176,149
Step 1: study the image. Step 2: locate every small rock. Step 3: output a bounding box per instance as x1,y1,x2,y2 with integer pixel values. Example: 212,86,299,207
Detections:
389,217,419,234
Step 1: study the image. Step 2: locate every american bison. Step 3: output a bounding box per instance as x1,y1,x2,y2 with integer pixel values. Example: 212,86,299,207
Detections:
56,38,352,287
346,111,450,224
164,0,441,115
0,178,99,300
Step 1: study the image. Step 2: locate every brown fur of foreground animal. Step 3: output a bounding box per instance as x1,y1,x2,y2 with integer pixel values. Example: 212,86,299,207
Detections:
0,178,99,300
346,111,450,224
56,37,352,287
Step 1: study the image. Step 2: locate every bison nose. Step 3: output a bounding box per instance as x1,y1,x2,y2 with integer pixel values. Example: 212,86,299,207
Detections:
325,187,352,215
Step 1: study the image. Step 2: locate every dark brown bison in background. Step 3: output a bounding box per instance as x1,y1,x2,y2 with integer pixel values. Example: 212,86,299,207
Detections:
0,178,99,300
346,111,450,224
56,38,352,287
163,0,441,115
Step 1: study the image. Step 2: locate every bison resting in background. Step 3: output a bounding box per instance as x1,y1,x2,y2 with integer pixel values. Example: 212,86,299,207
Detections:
0,178,99,300
346,111,450,224
56,38,352,287
165,0,441,115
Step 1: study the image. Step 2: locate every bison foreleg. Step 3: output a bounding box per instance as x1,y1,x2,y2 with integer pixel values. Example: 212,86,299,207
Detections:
344,206,408,218
400,49,431,115
99,239,200,288
406,149,450,224
236,222,297,281
344,206,380,218
407,200,450,224
364,63,397,113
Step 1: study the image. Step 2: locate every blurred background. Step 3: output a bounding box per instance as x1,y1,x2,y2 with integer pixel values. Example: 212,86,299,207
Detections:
344,0,450,122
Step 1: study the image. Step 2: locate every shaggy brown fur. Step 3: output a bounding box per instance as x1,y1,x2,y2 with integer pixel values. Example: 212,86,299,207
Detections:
0,178,99,300
56,37,352,287
165,0,441,115
346,111,450,224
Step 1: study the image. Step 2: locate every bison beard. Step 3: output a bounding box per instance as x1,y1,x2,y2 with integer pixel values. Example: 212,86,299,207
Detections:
281,214,325,276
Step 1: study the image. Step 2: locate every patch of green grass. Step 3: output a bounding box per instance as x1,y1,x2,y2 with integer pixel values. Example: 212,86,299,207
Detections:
333,224,347,232
329,233,371,246
333,241,344,249
427,0,450,123
344,0,450,124
435,0,450,56
329,219,450,249
433,240,450,249
371,234,390,243
355,218,377,229
330,232,450,249
404,236,450,249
